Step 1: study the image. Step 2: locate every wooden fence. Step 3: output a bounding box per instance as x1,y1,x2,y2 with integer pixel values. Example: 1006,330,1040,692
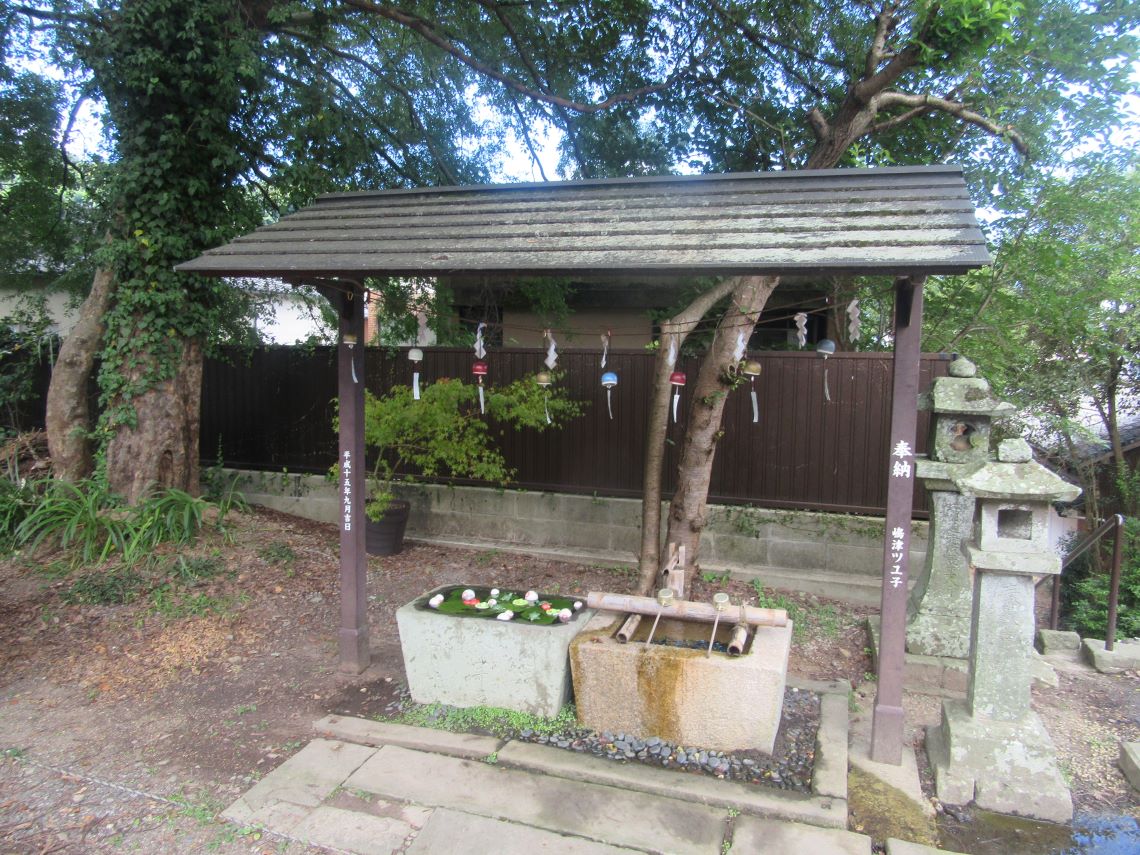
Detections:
202,346,949,515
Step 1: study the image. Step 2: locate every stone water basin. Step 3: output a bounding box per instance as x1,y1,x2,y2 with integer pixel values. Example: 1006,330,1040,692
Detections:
569,611,793,754
396,585,595,718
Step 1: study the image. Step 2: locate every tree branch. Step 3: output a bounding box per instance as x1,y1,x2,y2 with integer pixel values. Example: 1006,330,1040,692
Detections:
875,91,1030,156
340,0,672,113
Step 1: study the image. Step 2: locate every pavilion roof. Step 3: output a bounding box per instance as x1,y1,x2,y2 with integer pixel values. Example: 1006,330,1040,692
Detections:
176,165,989,280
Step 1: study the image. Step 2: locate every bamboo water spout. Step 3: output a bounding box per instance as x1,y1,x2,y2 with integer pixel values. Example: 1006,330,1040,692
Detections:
586,592,788,627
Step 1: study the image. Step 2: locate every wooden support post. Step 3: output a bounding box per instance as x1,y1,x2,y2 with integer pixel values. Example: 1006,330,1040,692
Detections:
335,284,369,673
870,276,925,764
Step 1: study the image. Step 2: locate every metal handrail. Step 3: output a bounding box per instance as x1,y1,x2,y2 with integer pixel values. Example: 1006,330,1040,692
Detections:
1052,514,1127,650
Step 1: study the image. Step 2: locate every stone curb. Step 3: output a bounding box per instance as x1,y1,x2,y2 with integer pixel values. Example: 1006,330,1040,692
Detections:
813,693,849,801
313,715,502,760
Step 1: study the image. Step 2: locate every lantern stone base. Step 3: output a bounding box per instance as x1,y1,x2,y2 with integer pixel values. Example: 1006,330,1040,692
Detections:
396,587,595,718
569,611,792,754
926,699,1072,823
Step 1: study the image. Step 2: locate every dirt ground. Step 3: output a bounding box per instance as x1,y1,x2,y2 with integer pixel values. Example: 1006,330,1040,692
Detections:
1,505,1136,854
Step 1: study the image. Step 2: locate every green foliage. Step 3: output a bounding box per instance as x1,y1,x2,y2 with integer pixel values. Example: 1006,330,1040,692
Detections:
168,554,226,585
0,478,38,552
1064,518,1140,640
0,301,55,438
258,542,296,567
12,480,235,567
350,376,582,519
62,567,145,605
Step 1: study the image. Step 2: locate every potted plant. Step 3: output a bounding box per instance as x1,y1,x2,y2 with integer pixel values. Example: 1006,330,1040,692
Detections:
345,373,580,555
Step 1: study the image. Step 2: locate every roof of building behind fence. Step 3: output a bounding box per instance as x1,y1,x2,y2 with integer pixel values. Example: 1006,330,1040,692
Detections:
176,165,990,279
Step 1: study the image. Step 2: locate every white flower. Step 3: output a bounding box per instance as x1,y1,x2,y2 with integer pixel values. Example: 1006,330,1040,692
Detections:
461,589,476,600
496,611,514,621
490,588,500,597
573,601,583,611
558,609,572,623
524,590,538,602
487,598,497,607
428,594,444,608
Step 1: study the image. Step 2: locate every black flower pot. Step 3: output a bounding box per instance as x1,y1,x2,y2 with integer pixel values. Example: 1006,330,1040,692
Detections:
365,500,410,556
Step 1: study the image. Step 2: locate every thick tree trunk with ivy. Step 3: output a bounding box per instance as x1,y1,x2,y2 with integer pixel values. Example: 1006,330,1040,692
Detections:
45,266,114,481
104,338,203,503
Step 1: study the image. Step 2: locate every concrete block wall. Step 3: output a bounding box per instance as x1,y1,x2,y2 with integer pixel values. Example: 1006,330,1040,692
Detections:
224,469,928,604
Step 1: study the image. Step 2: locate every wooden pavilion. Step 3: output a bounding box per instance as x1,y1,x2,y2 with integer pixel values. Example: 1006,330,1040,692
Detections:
178,165,990,764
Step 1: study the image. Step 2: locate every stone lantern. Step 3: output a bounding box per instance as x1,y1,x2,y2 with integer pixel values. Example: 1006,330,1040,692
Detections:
926,438,1080,822
907,356,1013,660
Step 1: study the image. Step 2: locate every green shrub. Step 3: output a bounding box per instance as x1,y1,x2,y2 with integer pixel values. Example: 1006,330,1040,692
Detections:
14,480,233,567
15,480,131,565
0,478,38,551
1065,517,1140,640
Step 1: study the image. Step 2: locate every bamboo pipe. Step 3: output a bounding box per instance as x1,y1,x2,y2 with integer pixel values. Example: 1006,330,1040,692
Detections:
586,592,788,627
727,624,749,656
616,613,642,643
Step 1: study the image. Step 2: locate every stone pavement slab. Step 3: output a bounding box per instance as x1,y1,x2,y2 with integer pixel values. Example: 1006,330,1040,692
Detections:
886,838,967,855
221,738,375,824
495,740,845,829
344,744,727,854
732,815,872,854
405,808,640,854
290,804,430,854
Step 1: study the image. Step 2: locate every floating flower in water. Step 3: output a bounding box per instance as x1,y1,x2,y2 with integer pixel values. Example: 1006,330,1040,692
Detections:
496,611,514,621
490,588,500,597
558,608,572,623
573,601,583,611
524,590,538,603
428,594,444,608
539,601,552,611
461,589,476,600
487,598,497,607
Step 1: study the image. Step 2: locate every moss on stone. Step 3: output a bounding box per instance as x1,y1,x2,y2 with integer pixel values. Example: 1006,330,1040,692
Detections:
847,766,939,847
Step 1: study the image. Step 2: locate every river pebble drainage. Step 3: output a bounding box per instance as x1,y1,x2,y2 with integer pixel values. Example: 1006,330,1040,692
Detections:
378,684,820,793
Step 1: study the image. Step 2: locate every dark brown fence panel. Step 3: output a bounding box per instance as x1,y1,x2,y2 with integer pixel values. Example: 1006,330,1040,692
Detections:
200,346,947,515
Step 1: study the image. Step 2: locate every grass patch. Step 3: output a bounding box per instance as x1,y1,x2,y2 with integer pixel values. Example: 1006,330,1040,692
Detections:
258,541,296,566
385,702,578,739
63,567,147,605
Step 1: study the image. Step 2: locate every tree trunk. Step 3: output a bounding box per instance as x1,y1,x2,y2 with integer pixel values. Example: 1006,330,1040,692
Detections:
104,337,203,503
636,276,749,593
45,266,115,481
663,276,778,591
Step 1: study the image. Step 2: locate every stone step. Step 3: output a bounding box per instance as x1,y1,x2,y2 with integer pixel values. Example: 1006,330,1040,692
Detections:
344,744,729,854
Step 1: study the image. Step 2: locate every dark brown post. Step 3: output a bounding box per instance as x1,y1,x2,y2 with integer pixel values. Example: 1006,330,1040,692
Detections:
336,284,369,673
870,276,925,764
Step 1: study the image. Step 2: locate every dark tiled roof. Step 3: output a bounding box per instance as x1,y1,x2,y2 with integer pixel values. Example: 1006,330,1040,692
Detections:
177,166,990,279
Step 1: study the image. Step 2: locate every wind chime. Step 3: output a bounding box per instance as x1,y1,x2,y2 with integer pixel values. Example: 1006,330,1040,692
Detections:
600,330,618,419
670,369,686,423
540,329,559,424
794,312,808,349
816,338,836,402
742,359,762,423
472,321,488,414
408,346,423,399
